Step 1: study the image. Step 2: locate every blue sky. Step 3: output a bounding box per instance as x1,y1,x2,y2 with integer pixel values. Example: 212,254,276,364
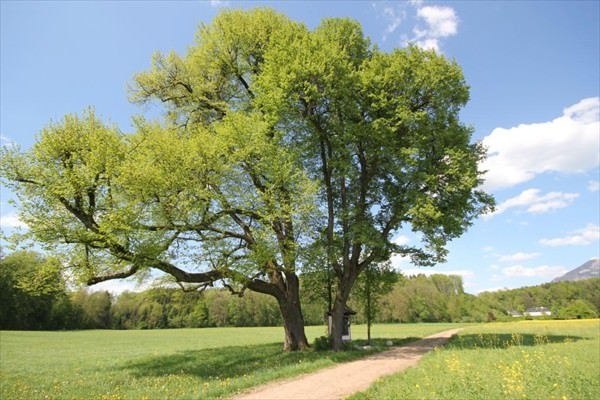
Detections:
1,0,598,295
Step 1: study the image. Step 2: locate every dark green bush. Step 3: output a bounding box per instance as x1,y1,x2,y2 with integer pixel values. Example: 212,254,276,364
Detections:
313,335,331,351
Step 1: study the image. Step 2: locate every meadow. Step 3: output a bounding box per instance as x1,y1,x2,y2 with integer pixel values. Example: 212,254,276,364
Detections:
350,319,600,400
0,323,460,399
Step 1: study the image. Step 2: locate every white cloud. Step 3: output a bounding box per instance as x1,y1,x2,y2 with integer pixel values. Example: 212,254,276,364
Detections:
416,6,458,37
540,224,600,247
373,2,458,51
89,278,153,296
501,264,568,278
485,188,579,218
209,0,229,8
412,5,458,52
392,235,411,246
498,252,540,263
587,180,600,192
0,213,27,228
390,253,411,269
480,97,600,191
389,234,412,268
1,134,15,147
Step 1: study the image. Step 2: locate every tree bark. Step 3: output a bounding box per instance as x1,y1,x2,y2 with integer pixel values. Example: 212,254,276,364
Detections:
278,293,310,351
279,273,309,351
366,266,372,345
248,272,309,351
330,266,360,351
330,294,347,351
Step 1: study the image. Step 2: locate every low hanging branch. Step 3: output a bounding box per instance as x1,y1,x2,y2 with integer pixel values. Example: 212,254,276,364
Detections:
86,265,140,285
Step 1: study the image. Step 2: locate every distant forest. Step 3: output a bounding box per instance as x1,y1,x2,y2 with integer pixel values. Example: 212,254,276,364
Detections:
1,250,598,330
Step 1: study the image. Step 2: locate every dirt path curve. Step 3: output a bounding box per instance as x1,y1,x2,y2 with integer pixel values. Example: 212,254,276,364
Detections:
231,328,462,400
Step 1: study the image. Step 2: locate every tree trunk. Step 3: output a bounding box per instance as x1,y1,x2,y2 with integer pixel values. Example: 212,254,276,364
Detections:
366,266,372,345
330,295,347,351
278,295,310,351
247,270,309,351
274,273,310,351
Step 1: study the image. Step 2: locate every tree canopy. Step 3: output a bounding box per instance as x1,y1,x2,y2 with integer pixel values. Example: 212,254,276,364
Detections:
1,8,493,350
250,13,493,348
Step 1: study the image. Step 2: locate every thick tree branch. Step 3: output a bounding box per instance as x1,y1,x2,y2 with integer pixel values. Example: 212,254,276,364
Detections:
246,278,283,299
87,265,139,285
237,75,255,98
153,259,223,283
14,176,40,185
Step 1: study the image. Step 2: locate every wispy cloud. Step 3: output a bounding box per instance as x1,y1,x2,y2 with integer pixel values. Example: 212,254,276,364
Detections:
1,134,15,147
209,0,230,8
485,188,579,219
587,180,600,192
498,252,540,263
383,7,404,38
373,3,407,42
480,97,600,191
540,224,599,247
501,264,568,278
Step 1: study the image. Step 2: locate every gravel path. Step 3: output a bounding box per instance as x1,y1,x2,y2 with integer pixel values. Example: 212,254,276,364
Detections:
231,328,462,400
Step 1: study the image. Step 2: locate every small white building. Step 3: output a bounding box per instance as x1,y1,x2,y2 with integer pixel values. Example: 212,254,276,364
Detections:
508,310,523,317
525,307,552,317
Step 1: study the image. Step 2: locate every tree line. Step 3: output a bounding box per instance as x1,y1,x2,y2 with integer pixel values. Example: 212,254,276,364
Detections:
478,279,600,320
3,250,597,330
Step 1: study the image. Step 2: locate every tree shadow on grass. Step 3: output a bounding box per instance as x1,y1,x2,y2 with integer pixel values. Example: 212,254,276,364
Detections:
446,333,586,350
120,337,421,379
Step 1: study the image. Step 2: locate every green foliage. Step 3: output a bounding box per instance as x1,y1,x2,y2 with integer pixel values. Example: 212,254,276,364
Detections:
352,262,398,342
112,287,283,329
253,9,494,347
313,335,332,351
479,278,600,318
353,263,398,319
0,251,70,329
0,10,321,351
70,290,113,329
258,25,494,266
557,299,598,319
3,251,595,331
350,273,497,324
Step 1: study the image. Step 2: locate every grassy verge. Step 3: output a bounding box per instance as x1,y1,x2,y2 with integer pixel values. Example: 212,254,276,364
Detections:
0,323,461,399
350,319,600,400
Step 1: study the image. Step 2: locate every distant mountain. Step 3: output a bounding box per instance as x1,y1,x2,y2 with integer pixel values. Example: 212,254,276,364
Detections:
552,258,600,282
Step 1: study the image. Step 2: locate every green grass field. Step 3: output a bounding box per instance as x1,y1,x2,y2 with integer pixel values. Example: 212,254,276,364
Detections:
350,319,600,400
0,323,460,399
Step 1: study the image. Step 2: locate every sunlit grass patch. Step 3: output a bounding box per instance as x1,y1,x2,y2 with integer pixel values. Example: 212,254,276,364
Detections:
350,319,600,400
0,323,461,399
